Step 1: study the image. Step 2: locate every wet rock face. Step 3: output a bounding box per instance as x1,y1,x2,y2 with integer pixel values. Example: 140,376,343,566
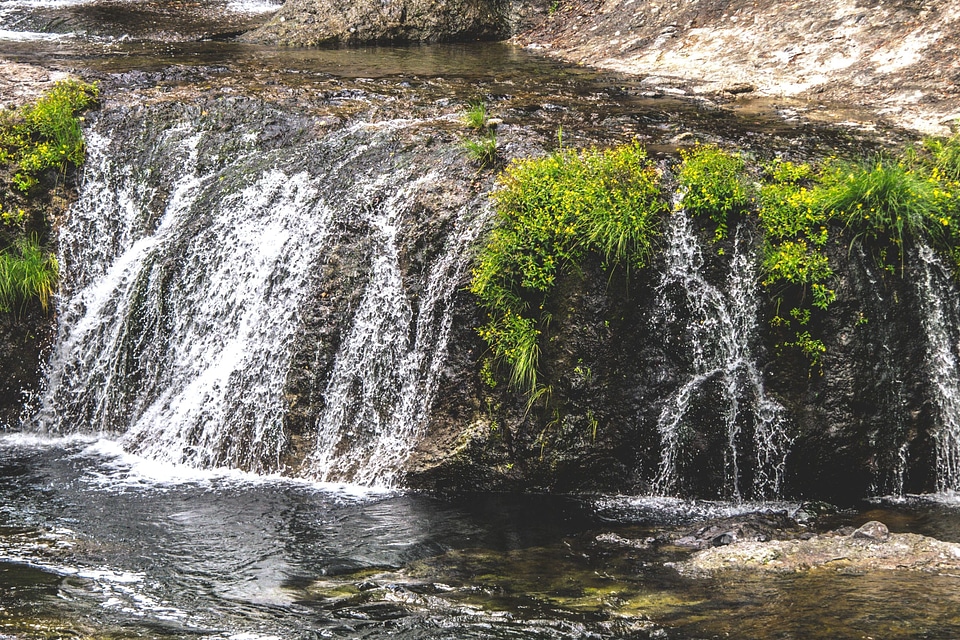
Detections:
0,308,52,429
408,217,948,502
247,0,530,45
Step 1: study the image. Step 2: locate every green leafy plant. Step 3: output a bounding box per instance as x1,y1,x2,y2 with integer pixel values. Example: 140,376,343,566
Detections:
676,144,749,241
0,79,98,192
756,160,835,367
471,141,666,394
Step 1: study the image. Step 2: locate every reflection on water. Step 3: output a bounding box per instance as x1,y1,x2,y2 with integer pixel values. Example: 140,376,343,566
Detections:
3,436,960,639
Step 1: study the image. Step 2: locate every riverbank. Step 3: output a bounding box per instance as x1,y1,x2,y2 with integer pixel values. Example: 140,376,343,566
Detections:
512,0,960,135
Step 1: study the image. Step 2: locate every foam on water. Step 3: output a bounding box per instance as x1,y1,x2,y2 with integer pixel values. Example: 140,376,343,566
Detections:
225,0,281,13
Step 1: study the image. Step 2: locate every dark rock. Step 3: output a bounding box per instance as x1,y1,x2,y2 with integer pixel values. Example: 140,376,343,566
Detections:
724,83,756,95
245,0,550,46
0,307,53,429
671,512,803,550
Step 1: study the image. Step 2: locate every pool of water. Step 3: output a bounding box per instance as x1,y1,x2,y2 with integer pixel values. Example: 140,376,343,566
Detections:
3,435,960,639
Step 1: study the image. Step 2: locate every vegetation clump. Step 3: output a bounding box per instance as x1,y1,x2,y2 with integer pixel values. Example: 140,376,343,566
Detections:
464,131,498,169
461,100,499,169
0,79,98,315
0,235,59,313
672,133,960,367
474,128,960,381
676,144,749,241
0,79,99,193
462,100,489,131
470,141,667,393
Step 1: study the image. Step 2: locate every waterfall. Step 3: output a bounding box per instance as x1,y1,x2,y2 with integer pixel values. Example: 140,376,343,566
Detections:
652,211,791,500
305,173,488,486
915,243,960,493
34,103,487,484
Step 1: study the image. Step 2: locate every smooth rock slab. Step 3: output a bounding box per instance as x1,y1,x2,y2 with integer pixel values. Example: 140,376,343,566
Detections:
676,527,960,576
246,0,508,45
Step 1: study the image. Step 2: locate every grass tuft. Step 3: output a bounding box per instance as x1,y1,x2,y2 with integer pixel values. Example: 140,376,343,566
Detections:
463,100,489,131
471,141,666,394
0,235,59,314
464,131,498,169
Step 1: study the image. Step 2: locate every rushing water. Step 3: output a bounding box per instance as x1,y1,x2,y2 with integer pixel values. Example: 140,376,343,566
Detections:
652,212,791,500
915,243,960,492
31,106,490,485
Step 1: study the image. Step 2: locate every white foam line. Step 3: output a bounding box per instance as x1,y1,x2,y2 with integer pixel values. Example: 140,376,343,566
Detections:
0,434,393,499
0,29,73,41
596,495,800,519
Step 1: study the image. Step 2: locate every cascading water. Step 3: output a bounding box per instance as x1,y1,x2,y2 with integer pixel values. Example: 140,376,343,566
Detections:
306,172,488,486
652,211,791,500
34,102,489,485
915,243,960,493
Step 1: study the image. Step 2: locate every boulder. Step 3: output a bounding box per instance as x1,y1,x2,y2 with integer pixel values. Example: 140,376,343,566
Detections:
246,0,509,46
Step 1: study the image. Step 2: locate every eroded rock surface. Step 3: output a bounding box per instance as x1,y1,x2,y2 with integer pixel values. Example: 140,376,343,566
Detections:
248,0,515,45
514,0,960,134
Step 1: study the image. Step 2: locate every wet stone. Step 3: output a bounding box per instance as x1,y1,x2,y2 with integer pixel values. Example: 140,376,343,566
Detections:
852,521,890,542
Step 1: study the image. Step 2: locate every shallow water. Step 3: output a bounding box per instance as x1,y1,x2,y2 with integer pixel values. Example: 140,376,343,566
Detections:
3,436,960,639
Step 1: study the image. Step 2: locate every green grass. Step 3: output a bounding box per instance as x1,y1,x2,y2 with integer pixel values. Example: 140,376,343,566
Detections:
0,79,96,314
923,130,960,182
463,101,489,131
820,158,936,261
0,235,58,313
464,131,498,169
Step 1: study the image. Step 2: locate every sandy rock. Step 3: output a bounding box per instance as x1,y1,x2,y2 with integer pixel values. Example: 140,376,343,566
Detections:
513,0,960,134
0,61,72,110
676,526,960,575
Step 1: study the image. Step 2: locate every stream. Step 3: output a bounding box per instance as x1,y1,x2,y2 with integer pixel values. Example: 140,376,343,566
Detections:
4,435,960,639
3,0,960,638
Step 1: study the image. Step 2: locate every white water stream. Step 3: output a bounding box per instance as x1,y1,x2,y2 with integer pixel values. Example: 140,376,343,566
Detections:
652,212,791,500
916,243,960,492
35,113,487,485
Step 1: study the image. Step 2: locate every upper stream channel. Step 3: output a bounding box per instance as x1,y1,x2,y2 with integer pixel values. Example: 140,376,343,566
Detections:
2,1,960,638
